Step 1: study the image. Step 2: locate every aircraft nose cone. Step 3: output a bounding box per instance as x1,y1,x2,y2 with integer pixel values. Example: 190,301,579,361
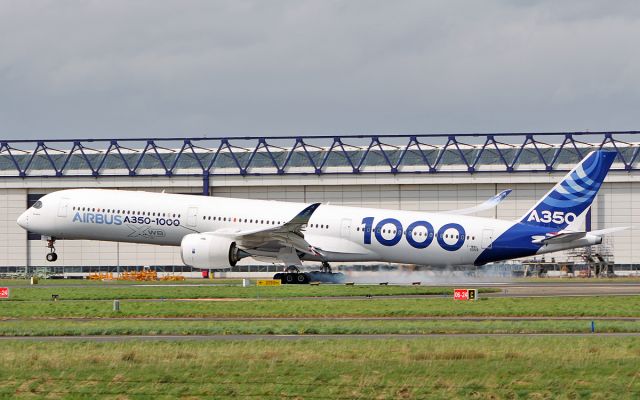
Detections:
17,211,28,229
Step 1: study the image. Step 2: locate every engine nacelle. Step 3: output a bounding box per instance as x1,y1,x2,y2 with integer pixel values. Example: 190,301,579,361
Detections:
180,234,240,269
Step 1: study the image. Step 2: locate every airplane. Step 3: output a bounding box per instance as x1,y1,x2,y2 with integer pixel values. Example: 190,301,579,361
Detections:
16,150,626,283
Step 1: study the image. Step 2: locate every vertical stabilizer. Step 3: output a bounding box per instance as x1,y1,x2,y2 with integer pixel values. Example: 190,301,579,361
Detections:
519,150,616,230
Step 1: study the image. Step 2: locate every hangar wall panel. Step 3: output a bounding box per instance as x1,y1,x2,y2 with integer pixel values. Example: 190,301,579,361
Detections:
0,189,27,267
2,177,637,268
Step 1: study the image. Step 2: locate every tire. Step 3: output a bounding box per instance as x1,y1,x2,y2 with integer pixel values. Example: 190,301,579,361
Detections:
297,273,309,284
46,253,57,262
285,274,294,284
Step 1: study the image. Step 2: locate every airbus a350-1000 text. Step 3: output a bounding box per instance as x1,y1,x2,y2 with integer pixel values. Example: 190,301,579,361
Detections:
17,150,626,282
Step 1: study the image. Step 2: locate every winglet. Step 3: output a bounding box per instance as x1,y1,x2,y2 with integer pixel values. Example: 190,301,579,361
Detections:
287,203,321,227
446,189,512,215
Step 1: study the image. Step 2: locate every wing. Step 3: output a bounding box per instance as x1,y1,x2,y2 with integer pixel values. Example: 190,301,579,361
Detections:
445,189,512,215
204,203,323,259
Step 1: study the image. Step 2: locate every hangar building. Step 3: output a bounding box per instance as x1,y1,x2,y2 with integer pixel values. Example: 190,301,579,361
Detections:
0,132,638,275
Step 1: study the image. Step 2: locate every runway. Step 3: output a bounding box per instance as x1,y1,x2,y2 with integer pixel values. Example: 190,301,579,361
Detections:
2,332,640,342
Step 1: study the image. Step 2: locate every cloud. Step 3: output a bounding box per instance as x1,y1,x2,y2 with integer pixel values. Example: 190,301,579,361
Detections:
0,0,639,139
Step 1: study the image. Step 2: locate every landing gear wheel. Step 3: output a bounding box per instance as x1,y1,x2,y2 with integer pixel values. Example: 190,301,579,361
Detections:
285,274,295,284
297,273,309,284
45,238,57,262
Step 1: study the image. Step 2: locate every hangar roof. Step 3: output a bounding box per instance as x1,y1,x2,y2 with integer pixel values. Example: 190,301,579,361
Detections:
1,132,638,177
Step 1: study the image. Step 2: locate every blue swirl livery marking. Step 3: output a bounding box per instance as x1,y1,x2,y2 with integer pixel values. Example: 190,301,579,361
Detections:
520,150,616,230
475,150,617,266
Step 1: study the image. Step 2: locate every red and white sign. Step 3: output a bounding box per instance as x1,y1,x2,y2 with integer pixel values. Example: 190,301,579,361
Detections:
454,289,469,300
0,287,9,299
454,288,477,301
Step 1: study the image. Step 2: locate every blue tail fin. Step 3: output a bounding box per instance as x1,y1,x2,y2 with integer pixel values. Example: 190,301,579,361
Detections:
520,150,616,230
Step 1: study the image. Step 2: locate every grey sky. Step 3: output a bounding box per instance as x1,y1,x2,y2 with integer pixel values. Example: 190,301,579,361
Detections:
1,0,639,140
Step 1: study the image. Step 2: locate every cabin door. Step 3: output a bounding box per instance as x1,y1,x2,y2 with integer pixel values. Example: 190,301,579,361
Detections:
340,218,352,238
57,198,69,218
481,229,494,249
187,207,199,227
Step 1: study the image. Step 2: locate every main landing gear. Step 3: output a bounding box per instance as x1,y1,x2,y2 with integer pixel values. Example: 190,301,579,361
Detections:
273,265,309,284
273,262,345,284
45,238,58,262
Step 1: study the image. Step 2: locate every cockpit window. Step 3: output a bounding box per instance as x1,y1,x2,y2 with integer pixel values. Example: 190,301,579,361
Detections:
32,201,43,209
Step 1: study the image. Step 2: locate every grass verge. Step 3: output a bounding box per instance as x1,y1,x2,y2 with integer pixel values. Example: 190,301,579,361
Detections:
0,319,638,336
2,296,640,318
1,337,640,399
0,283,497,301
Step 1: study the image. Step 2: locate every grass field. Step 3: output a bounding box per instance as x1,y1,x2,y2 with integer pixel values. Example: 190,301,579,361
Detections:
0,282,498,301
2,337,639,399
3,295,640,319
2,280,640,398
0,318,638,336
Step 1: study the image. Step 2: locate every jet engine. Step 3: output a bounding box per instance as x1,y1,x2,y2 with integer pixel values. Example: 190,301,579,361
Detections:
180,233,242,269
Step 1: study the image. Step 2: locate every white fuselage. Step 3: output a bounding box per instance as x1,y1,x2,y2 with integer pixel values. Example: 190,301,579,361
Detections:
18,189,518,267
17,189,578,267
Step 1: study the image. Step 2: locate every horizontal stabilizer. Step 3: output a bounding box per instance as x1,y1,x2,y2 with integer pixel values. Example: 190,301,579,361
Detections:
446,189,512,215
532,226,628,245
531,231,586,245
589,226,629,237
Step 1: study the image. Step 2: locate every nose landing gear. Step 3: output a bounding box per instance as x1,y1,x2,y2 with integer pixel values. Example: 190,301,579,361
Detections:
46,238,58,262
